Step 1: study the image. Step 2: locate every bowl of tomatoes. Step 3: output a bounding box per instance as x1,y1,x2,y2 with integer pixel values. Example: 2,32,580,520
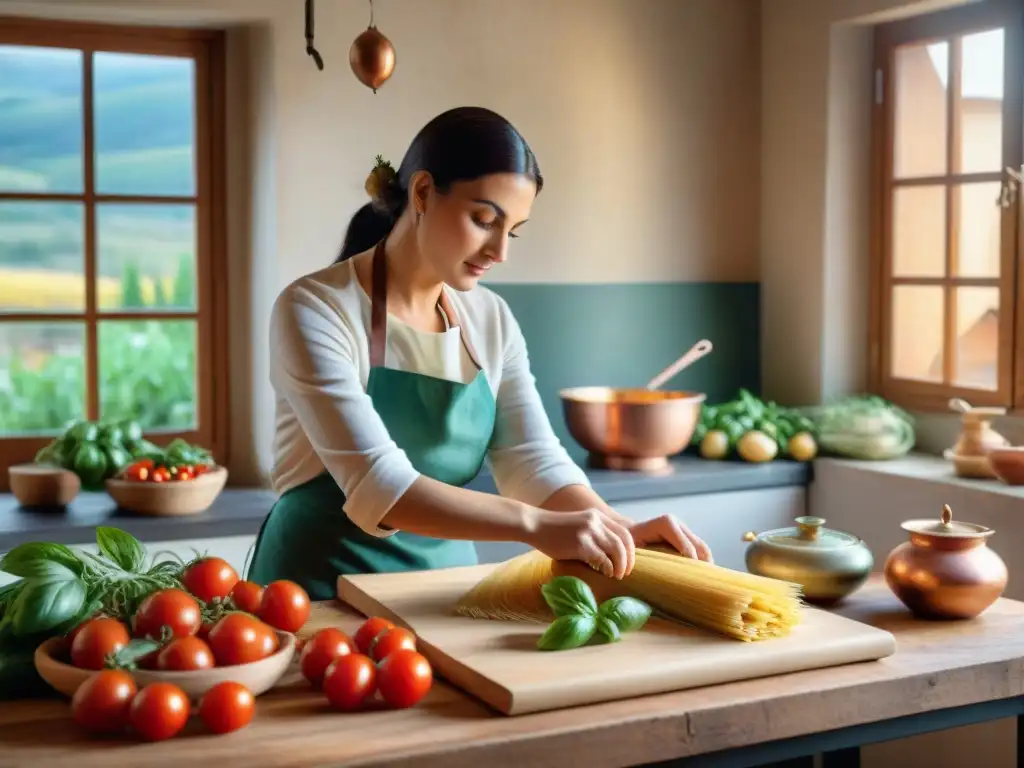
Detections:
33,577,306,702
106,460,228,517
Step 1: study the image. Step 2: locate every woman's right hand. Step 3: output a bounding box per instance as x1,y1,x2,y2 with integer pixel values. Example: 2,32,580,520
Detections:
526,508,636,580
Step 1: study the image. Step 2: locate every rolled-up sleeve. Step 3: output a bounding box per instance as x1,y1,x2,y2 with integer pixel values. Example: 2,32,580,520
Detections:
270,284,420,536
486,296,592,506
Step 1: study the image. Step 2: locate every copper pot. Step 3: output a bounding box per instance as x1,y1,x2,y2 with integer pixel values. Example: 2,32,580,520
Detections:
560,387,705,472
884,504,1007,620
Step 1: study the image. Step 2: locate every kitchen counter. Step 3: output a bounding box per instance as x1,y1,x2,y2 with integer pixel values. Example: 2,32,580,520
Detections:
0,456,810,550
1,576,1022,767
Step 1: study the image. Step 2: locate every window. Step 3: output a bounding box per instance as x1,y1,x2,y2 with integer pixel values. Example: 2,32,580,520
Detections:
0,17,227,487
869,0,1023,411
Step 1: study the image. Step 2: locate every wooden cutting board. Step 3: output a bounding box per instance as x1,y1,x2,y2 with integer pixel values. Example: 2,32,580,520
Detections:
337,563,897,716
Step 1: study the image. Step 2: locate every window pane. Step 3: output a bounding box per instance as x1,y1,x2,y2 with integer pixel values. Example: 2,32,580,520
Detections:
891,286,944,382
954,182,1002,278
93,52,195,196
0,45,83,194
957,29,1003,174
97,204,196,311
892,186,945,277
954,287,998,391
0,202,85,312
0,322,85,437
99,320,196,430
894,41,948,179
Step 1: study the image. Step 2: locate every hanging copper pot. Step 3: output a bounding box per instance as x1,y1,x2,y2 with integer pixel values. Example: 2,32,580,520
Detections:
350,25,395,93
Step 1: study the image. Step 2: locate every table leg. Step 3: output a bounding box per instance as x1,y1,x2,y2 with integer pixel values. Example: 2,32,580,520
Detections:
821,747,861,768
1017,713,1023,768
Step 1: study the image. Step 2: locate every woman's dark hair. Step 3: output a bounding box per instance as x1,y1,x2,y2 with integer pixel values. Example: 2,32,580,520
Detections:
334,106,543,262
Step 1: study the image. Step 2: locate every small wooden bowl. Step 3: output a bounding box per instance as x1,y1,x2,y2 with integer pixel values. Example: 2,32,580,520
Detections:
105,466,228,516
942,450,998,480
8,463,81,508
987,447,1024,485
34,629,296,701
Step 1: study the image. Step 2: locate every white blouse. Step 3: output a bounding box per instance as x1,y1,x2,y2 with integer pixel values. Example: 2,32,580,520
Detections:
269,258,592,537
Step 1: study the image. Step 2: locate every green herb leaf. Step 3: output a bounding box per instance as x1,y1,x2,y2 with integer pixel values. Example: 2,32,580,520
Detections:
108,638,161,670
540,576,598,617
597,596,652,632
536,614,597,651
0,542,83,578
596,615,622,643
9,577,87,636
95,527,146,573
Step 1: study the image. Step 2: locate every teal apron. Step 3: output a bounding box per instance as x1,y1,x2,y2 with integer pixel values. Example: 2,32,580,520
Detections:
247,240,496,600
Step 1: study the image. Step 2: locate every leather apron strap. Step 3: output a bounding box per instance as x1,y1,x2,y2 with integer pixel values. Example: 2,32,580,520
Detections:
368,239,484,371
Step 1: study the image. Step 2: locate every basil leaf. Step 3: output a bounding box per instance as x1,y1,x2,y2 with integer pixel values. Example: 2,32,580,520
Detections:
109,639,161,670
537,614,597,651
10,577,87,636
96,527,146,573
0,542,83,578
597,596,652,632
540,576,598,617
596,615,622,643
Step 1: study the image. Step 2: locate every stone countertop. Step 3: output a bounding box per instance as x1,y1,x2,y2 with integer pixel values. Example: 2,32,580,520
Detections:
0,456,810,550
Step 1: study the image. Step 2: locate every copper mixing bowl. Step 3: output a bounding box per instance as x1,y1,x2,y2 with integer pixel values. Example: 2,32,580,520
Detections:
560,387,706,472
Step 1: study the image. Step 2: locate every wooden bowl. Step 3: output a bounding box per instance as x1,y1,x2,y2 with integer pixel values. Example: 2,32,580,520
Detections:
8,463,81,508
987,447,1024,485
942,450,998,480
105,466,228,516
33,629,296,701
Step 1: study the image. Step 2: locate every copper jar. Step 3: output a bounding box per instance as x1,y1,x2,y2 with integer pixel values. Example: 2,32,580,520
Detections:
884,504,1007,620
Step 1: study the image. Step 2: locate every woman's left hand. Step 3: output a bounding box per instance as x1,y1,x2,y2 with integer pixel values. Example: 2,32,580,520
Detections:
624,515,714,563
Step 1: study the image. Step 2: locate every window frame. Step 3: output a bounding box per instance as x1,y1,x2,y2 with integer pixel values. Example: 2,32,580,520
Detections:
868,0,1024,413
0,16,229,488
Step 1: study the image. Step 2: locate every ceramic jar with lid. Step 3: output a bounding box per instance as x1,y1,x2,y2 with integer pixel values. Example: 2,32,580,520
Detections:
741,516,874,605
884,504,1007,620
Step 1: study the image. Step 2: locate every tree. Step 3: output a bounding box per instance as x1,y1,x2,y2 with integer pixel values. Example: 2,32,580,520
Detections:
121,261,144,308
172,253,194,308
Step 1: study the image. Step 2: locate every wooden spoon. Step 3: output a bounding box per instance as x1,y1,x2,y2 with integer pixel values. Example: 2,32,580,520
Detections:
645,339,714,390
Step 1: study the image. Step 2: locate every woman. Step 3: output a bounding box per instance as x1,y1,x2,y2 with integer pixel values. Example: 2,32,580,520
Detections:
247,106,713,600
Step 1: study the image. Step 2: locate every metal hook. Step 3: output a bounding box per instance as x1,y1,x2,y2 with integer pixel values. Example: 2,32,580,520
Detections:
305,0,324,71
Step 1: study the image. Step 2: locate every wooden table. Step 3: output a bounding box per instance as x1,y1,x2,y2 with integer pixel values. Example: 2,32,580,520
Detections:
1,576,1023,768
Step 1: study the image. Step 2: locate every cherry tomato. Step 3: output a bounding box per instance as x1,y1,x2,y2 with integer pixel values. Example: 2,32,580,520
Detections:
207,612,279,666
369,627,417,662
175,470,191,481
193,464,210,476
129,682,190,741
65,612,106,651
257,580,310,633
377,649,433,709
300,628,354,687
322,653,377,711
182,557,240,603
157,635,215,671
125,463,150,482
198,681,255,734
353,616,394,655
133,588,202,640
230,580,264,614
151,466,171,483
71,669,137,734
71,617,131,670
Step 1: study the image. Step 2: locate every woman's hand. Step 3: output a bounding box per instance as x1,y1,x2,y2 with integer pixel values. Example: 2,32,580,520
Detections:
526,508,636,579
624,515,714,563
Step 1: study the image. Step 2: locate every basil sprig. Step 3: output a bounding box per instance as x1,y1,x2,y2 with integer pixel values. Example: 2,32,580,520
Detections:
536,576,652,651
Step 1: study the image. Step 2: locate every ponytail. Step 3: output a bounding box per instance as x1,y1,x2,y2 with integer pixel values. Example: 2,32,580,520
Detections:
335,203,396,262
